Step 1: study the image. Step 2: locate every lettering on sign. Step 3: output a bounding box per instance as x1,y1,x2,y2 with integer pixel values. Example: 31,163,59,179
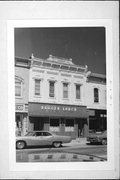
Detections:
41,105,77,112
16,105,23,111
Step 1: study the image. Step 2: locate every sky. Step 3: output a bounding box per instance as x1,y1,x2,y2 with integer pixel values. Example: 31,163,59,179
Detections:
15,27,106,74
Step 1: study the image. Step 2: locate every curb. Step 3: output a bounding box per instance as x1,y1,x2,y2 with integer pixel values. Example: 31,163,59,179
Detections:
28,152,106,162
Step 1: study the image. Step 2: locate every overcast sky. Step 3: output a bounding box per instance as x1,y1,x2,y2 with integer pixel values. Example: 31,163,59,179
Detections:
15,27,106,74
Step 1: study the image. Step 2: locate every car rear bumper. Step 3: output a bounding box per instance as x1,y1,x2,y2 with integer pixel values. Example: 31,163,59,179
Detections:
87,138,101,143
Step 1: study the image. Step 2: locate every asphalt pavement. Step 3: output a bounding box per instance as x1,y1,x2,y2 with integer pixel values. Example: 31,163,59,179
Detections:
16,138,107,162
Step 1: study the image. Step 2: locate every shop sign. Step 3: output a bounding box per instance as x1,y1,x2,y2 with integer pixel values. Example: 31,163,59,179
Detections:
29,103,87,118
41,105,77,112
16,104,28,112
16,105,24,111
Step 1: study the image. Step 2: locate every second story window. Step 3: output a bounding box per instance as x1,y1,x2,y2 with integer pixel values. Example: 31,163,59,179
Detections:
35,79,40,96
94,88,99,103
63,83,68,99
15,78,22,97
76,84,81,99
49,81,55,97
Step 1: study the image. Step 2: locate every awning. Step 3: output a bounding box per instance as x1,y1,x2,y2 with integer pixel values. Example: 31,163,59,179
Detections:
29,103,88,118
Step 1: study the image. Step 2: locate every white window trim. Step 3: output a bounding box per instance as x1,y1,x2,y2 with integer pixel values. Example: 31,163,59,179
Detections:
15,77,24,98
75,83,82,100
93,87,100,103
48,80,56,98
34,78,41,97
62,82,70,100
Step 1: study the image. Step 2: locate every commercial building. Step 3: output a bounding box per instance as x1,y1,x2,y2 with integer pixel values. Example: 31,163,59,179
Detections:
28,55,89,138
86,73,107,133
15,57,31,136
15,55,107,138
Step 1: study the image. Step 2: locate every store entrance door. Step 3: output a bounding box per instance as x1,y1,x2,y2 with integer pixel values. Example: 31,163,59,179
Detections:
78,120,84,137
76,118,84,137
77,118,88,137
34,117,44,131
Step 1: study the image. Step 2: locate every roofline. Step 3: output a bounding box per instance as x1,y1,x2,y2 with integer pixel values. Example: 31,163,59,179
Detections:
30,53,86,67
15,56,30,61
15,56,31,68
88,72,106,79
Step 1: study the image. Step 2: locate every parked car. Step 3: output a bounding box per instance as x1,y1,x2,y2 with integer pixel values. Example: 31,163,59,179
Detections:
16,131,72,149
87,130,107,145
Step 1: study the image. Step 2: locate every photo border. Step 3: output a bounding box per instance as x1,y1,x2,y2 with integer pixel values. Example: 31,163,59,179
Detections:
8,19,115,172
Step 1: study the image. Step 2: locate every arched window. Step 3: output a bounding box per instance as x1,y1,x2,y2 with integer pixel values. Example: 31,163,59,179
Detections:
15,77,24,97
94,88,99,103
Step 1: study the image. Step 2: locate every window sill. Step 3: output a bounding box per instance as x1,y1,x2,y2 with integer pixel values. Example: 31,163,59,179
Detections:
34,95,42,98
75,99,81,101
63,98,69,100
48,97,56,100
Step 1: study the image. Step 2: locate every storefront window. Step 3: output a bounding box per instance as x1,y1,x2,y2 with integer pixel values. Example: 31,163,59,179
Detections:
49,81,55,97
63,83,68,98
49,118,60,131
65,119,74,132
35,79,40,96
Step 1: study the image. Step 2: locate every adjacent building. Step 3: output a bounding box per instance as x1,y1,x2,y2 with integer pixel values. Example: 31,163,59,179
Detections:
86,73,107,133
15,54,107,138
15,57,31,136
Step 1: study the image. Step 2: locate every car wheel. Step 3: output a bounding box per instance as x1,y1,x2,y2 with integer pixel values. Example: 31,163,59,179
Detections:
16,141,26,149
101,139,107,145
53,142,61,148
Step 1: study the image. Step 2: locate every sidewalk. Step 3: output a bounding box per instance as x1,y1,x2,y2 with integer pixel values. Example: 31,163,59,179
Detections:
63,138,87,147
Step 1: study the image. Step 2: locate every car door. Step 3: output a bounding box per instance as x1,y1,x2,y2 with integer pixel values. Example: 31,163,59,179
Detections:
24,132,37,146
42,132,53,146
34,132,44,146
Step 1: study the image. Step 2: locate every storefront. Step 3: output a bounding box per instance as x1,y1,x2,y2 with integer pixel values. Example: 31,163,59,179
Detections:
15,104,28,136
28,103,88,138
88,109,107,133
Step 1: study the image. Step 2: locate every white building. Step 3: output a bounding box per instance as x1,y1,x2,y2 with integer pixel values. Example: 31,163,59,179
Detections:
86,73,107,132
28,55,89,138
15,57,31,136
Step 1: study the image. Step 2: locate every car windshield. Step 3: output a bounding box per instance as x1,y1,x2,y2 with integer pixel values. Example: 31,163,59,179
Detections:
43,132,52,136
25,132,35,136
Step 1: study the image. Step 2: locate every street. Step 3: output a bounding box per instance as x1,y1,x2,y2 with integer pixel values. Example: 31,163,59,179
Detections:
16,141,107,162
